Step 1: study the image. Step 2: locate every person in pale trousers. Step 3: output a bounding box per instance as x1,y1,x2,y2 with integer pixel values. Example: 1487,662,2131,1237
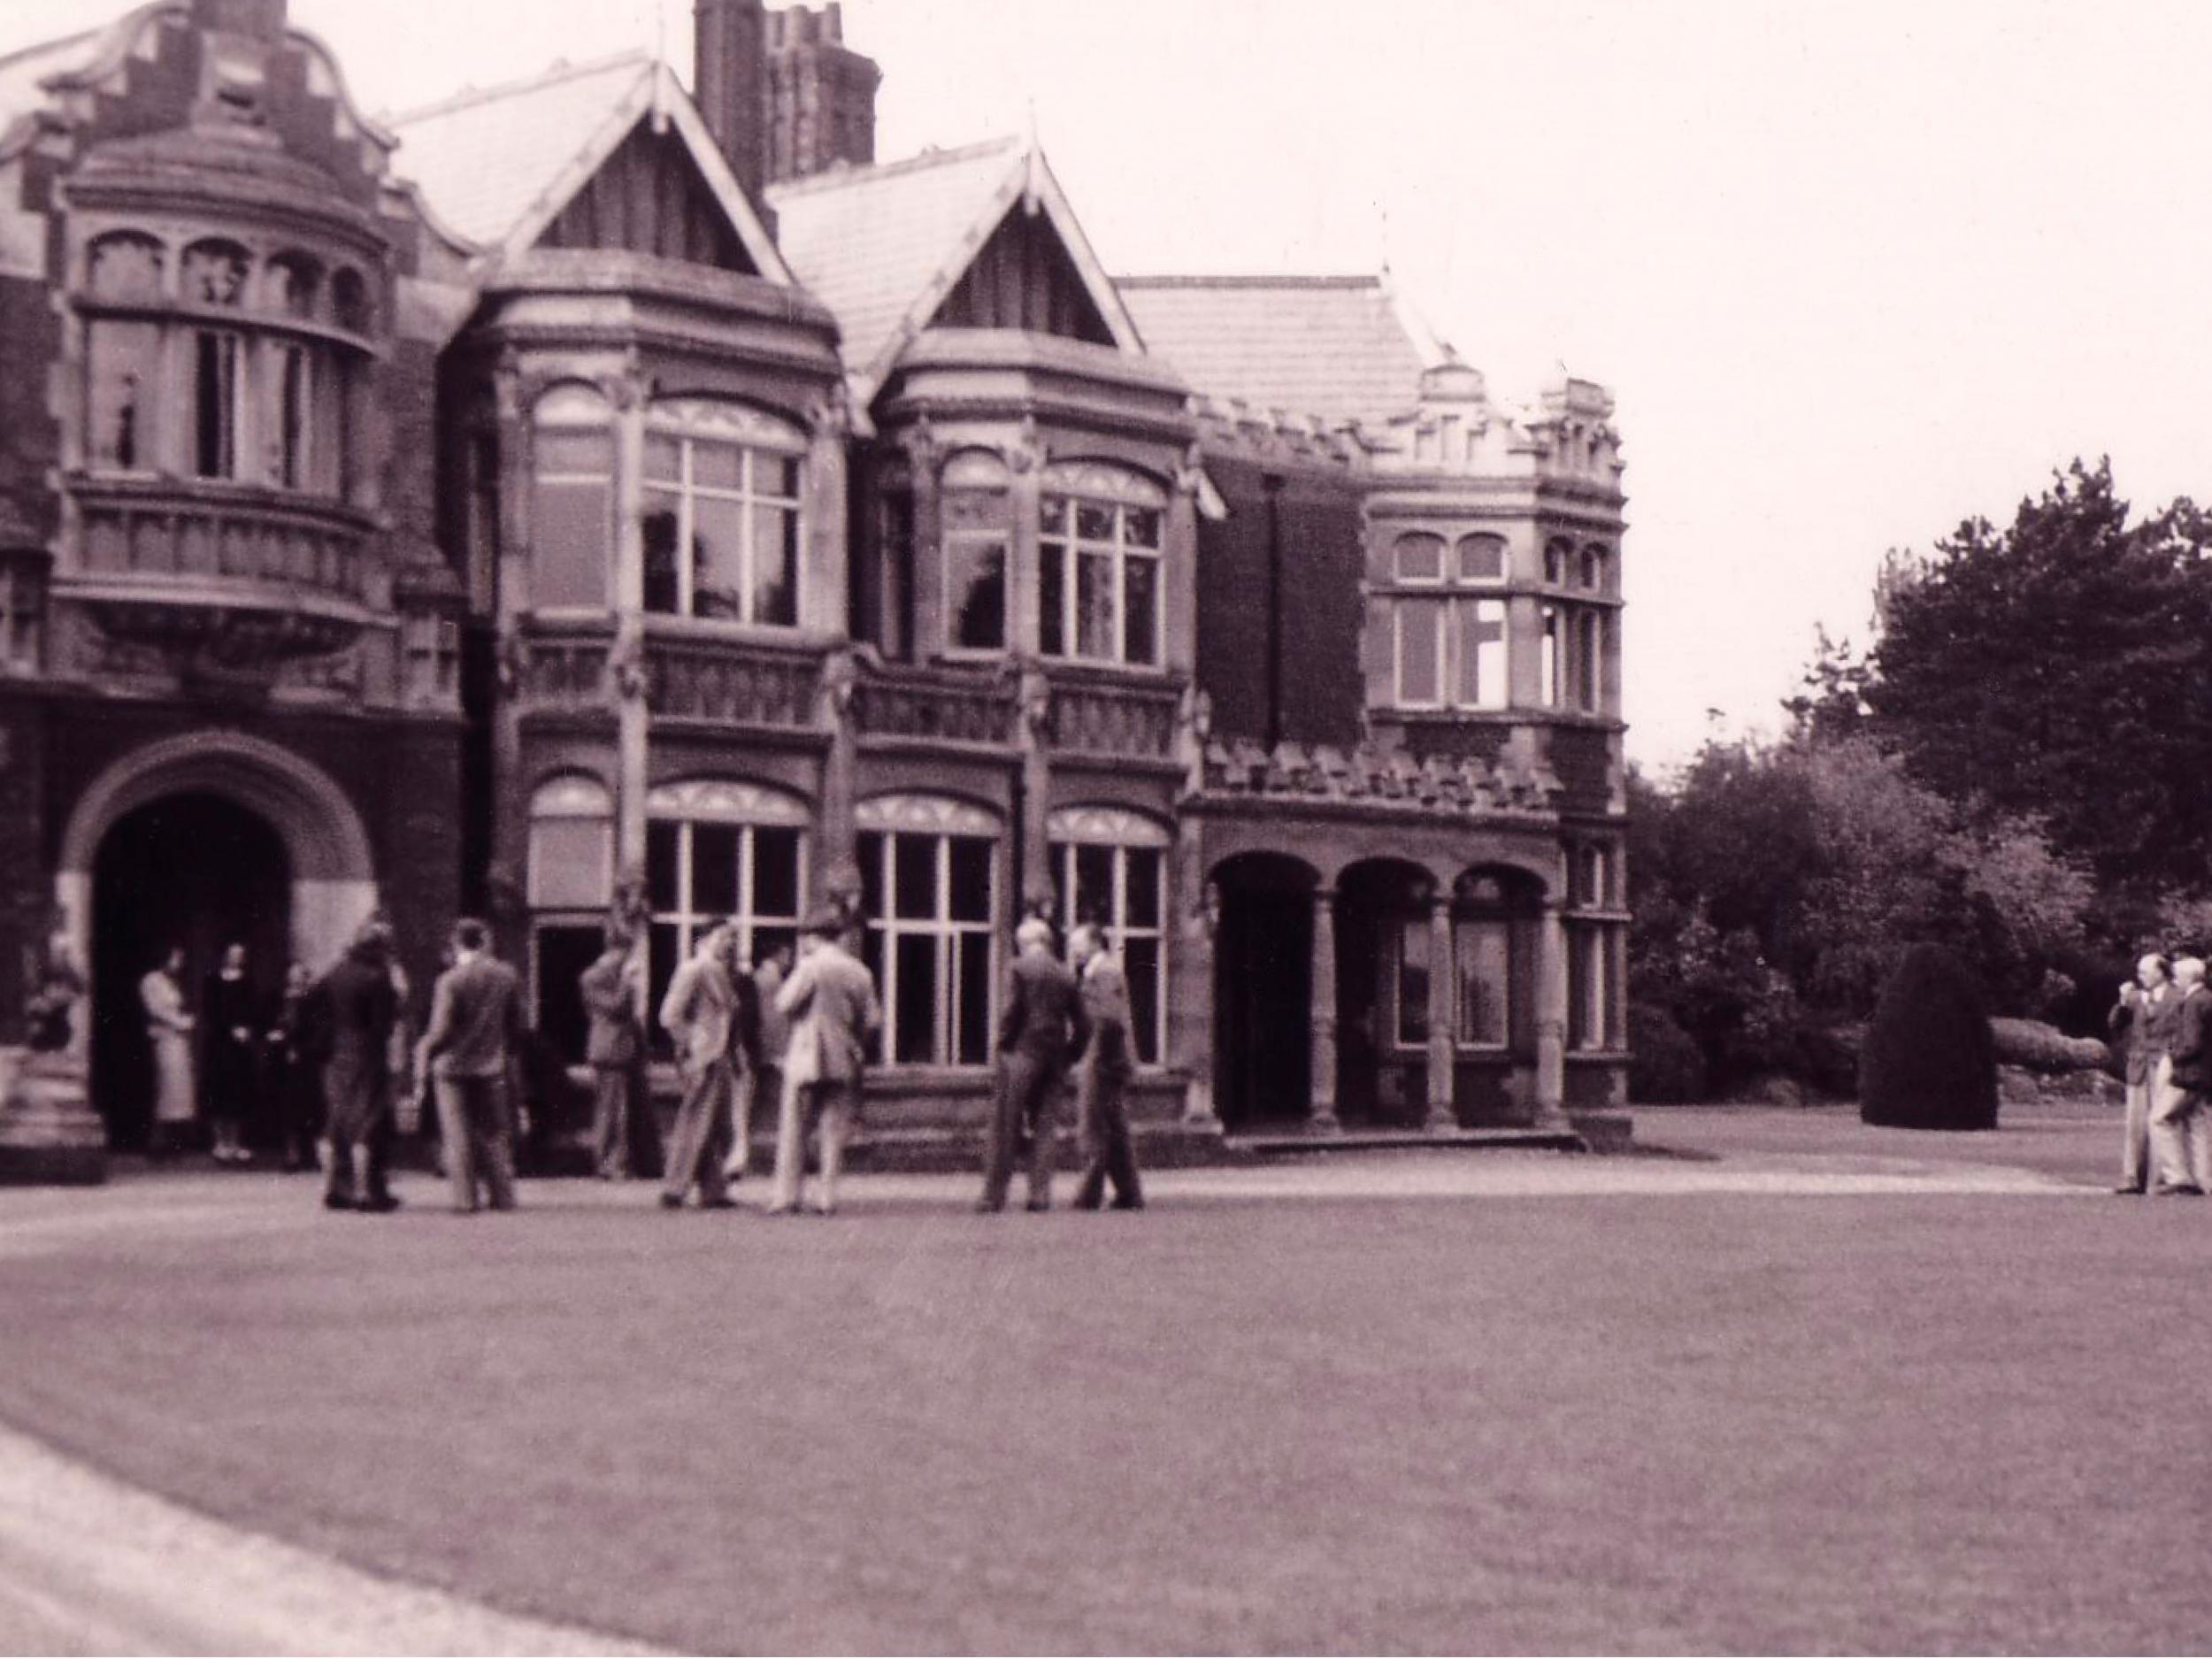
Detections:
2109,953,2179,1194
769,908,880,1216
659,924,740,1210
2150,956,2212,1195
416,918,525,1213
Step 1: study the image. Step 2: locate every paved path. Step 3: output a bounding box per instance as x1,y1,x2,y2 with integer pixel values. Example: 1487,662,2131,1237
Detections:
0,1131,2107,1653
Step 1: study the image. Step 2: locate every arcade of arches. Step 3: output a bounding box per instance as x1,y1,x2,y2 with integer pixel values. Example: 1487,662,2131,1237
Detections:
1208,850,1568,1133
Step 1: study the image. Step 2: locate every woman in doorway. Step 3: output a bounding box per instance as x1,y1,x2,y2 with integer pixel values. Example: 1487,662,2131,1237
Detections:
201,942,259,1164
140,947,196,1158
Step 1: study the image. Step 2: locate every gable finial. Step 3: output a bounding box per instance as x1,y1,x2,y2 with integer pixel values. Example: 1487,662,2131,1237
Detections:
1021,98,1043,213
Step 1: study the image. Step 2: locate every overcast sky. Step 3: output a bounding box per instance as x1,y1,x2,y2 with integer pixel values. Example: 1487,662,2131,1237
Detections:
6,0,2208,770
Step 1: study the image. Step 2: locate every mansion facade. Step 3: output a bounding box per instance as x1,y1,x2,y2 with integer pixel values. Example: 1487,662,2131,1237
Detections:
0,0,1628,1152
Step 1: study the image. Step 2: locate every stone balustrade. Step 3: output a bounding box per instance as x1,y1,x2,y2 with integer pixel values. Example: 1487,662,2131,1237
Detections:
1201,734,1560,817
851,664,1017,747
1047,678,1180,760
645,635,818,728
74,480,368,603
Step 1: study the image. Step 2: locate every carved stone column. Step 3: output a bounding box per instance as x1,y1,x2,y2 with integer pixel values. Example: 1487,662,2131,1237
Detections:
611,374,649,883
1309,887,1341,1135
1172,843,1220,1131
1535,899,1569,1126
818,647,860,913
902,425,941,657
1425,894,1458,1131
1017,660,1053,913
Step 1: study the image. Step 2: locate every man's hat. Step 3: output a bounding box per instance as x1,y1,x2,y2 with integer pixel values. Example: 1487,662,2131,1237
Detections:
802,903,845,936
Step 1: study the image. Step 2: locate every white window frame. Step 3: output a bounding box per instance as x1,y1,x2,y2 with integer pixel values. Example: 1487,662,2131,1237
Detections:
645,779,811,987
1037,462,1166,667
858,794,1000,1068
1047,806,1170,1067
642,399,806,627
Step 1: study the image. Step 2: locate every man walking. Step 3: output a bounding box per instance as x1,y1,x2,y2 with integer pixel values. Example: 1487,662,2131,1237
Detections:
1069,924,1144,1212
978,917,1088,1213
319,922,401,1213
659,923,739,1210
417,918,526,1213
768,910,880,1216
2110,953,2179,1195
579,928,646,1179
2151,955,2211,1196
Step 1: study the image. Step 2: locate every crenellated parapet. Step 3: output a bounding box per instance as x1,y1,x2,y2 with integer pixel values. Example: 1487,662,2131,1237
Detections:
1196,734,1560,821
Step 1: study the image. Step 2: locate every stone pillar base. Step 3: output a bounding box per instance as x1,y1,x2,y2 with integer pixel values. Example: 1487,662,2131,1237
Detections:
0,1049,107,1185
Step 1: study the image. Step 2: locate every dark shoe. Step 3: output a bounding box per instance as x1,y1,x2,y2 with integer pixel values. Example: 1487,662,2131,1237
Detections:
359,1192,403,1214
323,1192,356,1211
2114,1184,2147,1194
1025,1198,1051,1213
2153,1183,2205,1196
1110,1196,1146,1211
702,1196,739,1210
972,1198,1004,1214
659,1192,685,1210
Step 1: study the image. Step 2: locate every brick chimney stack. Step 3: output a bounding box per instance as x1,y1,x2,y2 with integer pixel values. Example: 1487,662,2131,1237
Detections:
695,0,769,204
764,3,880,184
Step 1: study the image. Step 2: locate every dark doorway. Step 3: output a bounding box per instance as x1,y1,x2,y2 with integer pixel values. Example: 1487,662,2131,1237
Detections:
91,792,291,1150
1211,852,1316,1131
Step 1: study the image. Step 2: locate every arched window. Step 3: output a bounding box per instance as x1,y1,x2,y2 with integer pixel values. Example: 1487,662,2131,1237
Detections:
644,779,810,1035
85,232,164,301
528,774,615,1062
1047,806,1169,1064
1580,541,1609,593
531,384,615,610
264,253,321,319
330,267,372,334
856,794,998,1066
942,449,1010,654
641,399,805,626
1038,461,1165,666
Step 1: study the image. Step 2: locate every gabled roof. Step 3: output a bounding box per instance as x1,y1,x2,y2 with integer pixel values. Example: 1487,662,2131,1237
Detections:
388,51,789,280
1116,274,1448,426
768,135,1146,411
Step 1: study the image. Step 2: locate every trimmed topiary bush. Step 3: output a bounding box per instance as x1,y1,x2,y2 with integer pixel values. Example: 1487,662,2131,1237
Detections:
1860,943,1999,1130
1628,1001,1708,1102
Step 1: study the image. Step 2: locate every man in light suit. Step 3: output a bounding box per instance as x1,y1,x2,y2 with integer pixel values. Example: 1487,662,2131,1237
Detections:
1069,925,1144,1212
979,917,1089,1213
2109,952,2179,1194
416,917,526,1213
658,923,739,1210
769,908,881,1216
579,927,645,1180
2151,955,2212,1195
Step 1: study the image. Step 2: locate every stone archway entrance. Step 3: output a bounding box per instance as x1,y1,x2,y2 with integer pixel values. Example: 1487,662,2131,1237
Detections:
91,795,292,1150
57,733,380,1144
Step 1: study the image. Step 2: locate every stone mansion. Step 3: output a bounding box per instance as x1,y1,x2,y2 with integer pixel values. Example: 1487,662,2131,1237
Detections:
0,0,1628,1153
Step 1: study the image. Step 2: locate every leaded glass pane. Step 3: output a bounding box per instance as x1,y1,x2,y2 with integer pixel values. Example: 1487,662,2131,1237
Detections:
894,833,937,920
894,933,936,1064
752,503,797,625
1125,849,1162,929
1038,544,1065,656
1076,550,1116,658
689,494,748,620
956,931,992,1064
1124,554,1158,664
949,837,992,924
691,824,740,918
755,828,802,919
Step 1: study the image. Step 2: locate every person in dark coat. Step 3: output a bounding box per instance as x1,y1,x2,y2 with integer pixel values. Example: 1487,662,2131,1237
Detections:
1069,925,1144,1212
319,924,401,1212
978,917,1089,1213
265,960,327,1174
201,942,259,1164
657,924,739,1210
417,918,526,1213
579,929,646,1179
2109,953,2180,1194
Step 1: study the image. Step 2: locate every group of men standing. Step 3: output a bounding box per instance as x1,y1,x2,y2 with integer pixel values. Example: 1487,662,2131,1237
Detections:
2110,952,2212,1194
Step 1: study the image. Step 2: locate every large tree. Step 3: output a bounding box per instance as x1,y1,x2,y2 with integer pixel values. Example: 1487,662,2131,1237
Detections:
1839,460,2212,896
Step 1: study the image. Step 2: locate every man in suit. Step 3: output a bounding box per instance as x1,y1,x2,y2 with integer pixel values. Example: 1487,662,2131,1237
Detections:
731,941,794,1187
979,916,1089,1213
579,928,645,1180
768,908,881,1216
1069,925,1144,1212
318,922,401,1213
2150,955,2212,1194
658,923,739,1210
2109,952,2180,1194
417,917,526,1213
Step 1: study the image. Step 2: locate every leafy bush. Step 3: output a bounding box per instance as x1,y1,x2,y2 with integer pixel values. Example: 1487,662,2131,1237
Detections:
1860,944,1998,1130
1627,1002,1707,1103
1988,1017,2108,1075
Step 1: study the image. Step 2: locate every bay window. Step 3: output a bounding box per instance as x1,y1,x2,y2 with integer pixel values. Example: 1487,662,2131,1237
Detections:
857,795,998,1066
641,399,803,626
1037,462,1164,666
1046,807,1168,1065
1567,840,1624,1052
1379,530,1509,710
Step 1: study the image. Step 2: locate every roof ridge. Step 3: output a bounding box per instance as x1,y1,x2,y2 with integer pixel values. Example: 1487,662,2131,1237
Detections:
764,133,1021,198
0,23,101,78
386,48,650,127
1114,273,1384,290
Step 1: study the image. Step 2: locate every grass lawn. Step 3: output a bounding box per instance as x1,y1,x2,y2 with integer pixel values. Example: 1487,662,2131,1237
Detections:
1,1112,2207,1654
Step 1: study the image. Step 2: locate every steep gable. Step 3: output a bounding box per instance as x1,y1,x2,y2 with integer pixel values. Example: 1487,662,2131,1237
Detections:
535,114,754,273
928,200,1111,344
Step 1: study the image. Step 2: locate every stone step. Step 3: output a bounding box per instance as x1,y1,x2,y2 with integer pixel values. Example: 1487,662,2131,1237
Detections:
1229,1125,1589,1156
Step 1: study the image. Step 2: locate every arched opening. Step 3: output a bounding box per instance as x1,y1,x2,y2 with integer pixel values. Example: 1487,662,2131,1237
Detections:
90,793,291,1150
1334,856,1440,1127
1210,851,1318,1131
